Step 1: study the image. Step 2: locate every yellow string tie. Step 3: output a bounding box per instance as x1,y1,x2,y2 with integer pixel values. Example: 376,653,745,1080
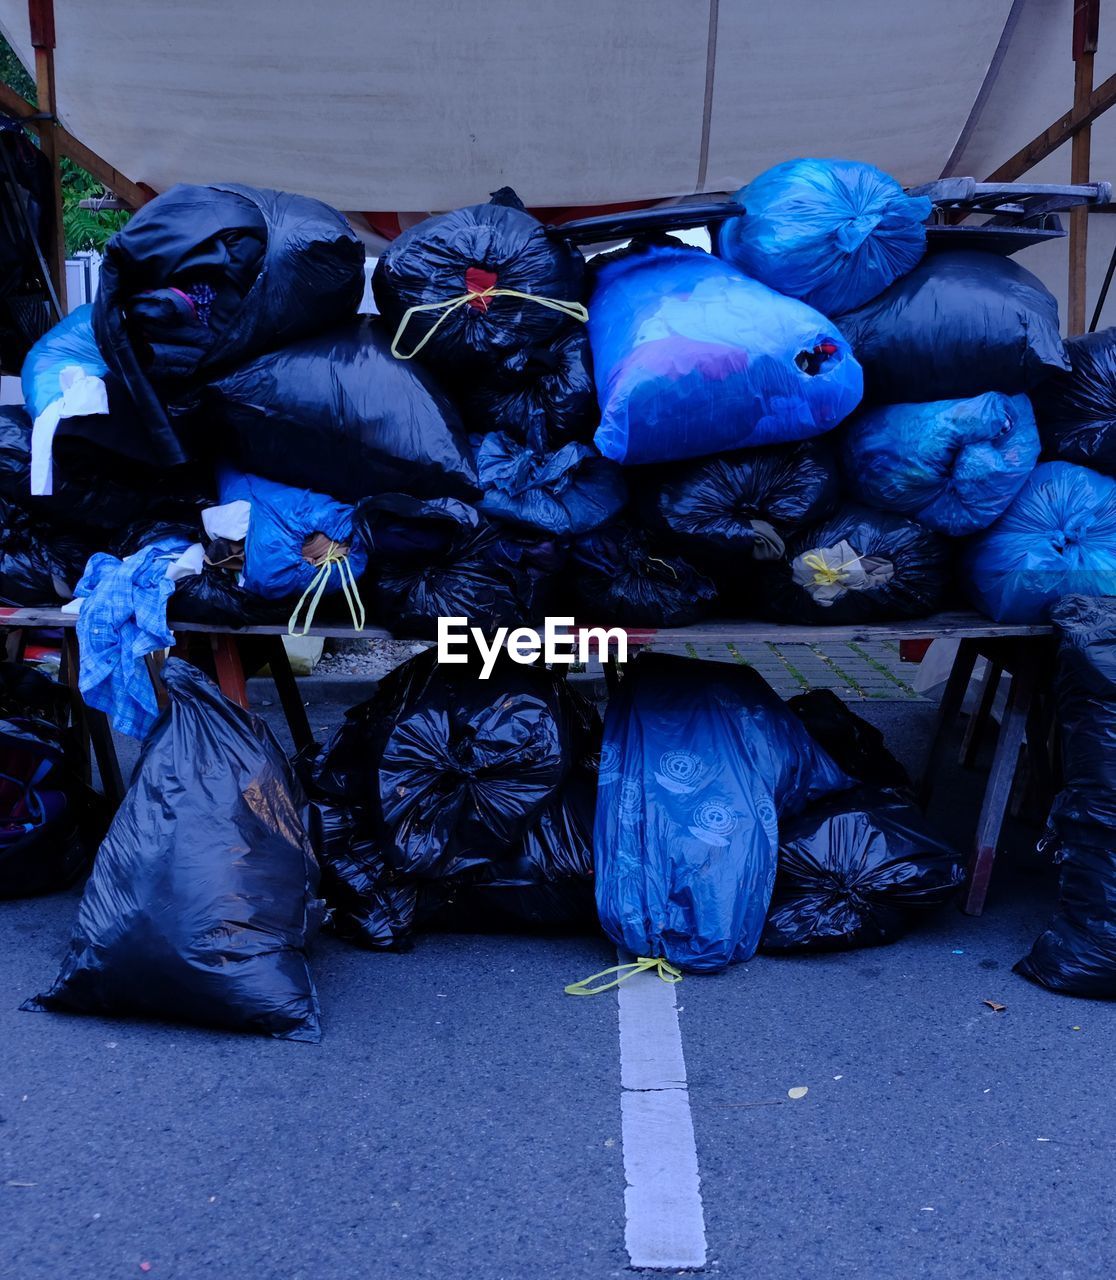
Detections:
564,955,683,997
390,287,589,361
287,542,367,636
800,552,860,588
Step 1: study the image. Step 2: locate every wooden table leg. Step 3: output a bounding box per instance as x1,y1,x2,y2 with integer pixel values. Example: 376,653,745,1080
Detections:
962,646,1038,916
60,630,125,806
959,660,1001,768
211,635,249,709
264,635,315,754
919,638,979,809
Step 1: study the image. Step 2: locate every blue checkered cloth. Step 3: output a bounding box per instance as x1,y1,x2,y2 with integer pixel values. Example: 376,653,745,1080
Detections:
75,538,190,740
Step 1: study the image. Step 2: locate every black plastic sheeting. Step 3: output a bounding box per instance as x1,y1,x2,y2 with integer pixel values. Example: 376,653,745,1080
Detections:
568,521,719,627
357,495,560,638
754,503,951,625
639,439,840,571
836,250,1069,403
93,182,365,466
1017,596,1116,996
0,499,93,606
762,789,964,952
373,189,586,373
305,649,599,948
0,405,209,533
1032,328,1116,474
206,319,478,503
788,688,912,792
456,325,598,446
22,660,324,1041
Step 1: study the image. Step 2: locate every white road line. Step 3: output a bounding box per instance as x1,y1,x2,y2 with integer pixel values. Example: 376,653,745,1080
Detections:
616,948,707,1270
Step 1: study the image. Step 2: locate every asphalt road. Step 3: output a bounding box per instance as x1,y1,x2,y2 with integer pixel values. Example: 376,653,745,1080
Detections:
0,687,1110,1280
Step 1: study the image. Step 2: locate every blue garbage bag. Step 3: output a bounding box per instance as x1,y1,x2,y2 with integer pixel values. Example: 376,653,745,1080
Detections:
841,392,1040,535
217,468,368,619
960,462,1116,623
589,243,863,465
594,654,853,972
22,305,105,423
473,430,626,536
716,158,931,315
836,250,1069,402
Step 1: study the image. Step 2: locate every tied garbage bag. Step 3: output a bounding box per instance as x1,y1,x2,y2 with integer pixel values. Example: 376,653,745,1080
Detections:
22,660,324,1040
1016,597,1116,996
761,789,963,952
590,242,863,465
643,439,840,569
960,463,1116,624
841,392,1040,535
836,250,1069,402
0,499,93,605
716,158,931,315
309,648,581,883
359,495,558,638
594,653,853,971
569,521,719,627
207,319,477,502
1031,328,1116,473
473,430,626,536
756,503,950,624
93,182,364,465
458,325,597,445
373,187,587,371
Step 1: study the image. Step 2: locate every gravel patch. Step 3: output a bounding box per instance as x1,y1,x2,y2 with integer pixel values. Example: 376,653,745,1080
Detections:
313,637,430,680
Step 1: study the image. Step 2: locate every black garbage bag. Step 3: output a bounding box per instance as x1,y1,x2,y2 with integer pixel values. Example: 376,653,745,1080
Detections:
788,688,911,791
0,405,209,533
1017,596,1116,996
0,715,91,899
569,521,719,627
457,325,598,445
93,182,364,465
358,495,556,638
372,188,587,373
641,439,840,570
473,429,626,536
0,500,93,605
753,503,951,624
761,789,964,952
309,648,581,883
206,319,477,502
22,660,325,1041
836,250,1069,402
1032,328,1116,473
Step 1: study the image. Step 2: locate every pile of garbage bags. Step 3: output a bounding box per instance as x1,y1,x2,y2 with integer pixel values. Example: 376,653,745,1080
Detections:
12,157,1116,653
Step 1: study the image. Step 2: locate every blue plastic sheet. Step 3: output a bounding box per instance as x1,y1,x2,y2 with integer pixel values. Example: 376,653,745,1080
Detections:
960,462,1116,623
589,244,863,465
594,654,852,972
716,158,931,315
841,392,1040,535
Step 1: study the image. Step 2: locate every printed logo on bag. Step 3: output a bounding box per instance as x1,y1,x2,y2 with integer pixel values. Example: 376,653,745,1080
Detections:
618,778,644,823
687,799,739,847
654,749,703,794
436,615,628,678
597,741,622,785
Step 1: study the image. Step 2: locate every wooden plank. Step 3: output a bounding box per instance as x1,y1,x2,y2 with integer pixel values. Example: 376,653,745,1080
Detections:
0,77,151,210
1068,0,1099,334
985,68,1116,184
30,0,66,312
264,635,315,754
919,638,979,809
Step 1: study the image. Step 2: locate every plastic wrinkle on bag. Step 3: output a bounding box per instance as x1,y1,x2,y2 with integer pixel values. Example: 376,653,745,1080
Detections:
761,789,963,952
593,653,853,973
959,462,1116,624
841,392,1041,536
1016,597,1116,996
207,319,478,502
1032,328,1116,474
373,189,587,372
22,660,324,1041
716,158,931,315
757,504,950,625
836,250,1069,402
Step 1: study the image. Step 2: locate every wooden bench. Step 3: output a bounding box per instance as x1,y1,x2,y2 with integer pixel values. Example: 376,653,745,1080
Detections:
0,607,1054,918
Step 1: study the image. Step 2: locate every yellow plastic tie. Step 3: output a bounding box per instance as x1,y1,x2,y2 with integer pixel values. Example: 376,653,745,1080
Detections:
800,552,859,588
564,955,683,996
390,287,589,361
287,542,366,636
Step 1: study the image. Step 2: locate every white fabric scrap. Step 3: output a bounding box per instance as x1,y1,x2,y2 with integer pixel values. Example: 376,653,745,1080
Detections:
166,542,205,583
201,499,252,542
30,367,109,497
